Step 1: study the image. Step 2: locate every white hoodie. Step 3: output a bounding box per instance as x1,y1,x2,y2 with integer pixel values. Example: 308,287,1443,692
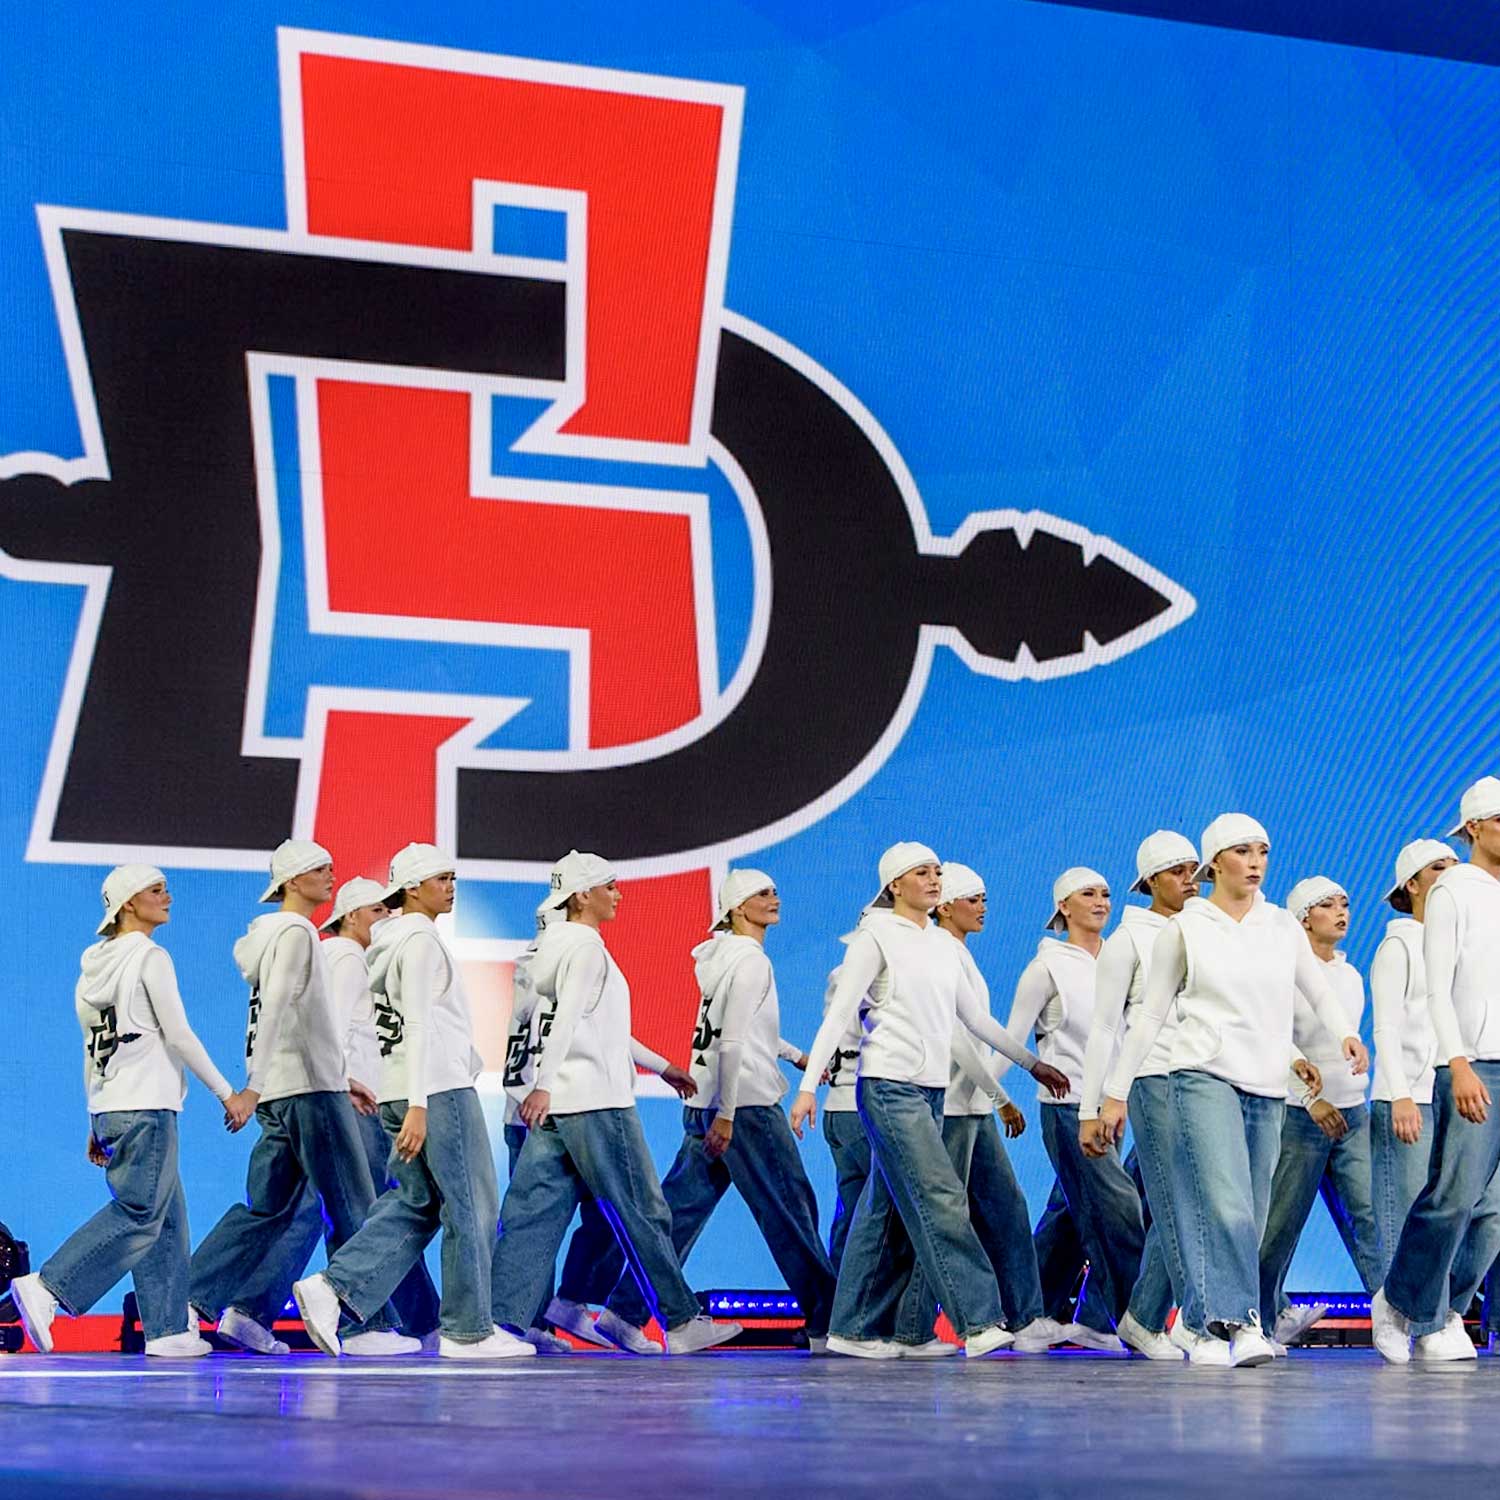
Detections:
1080,907,1174,1120
1423,862,1500,1064
799,910,1039,1095
688,933,803,1119
235,914,346,1103
1370,916,1436,1105
941,930,1014,1118
75,933,232,1114
818,965,866,1115
1109,894,1352,1099
517,920,636,1113
322,934,382,1095
367,913,482,1107
1289,952,1368,1110
1003,938,1096,1107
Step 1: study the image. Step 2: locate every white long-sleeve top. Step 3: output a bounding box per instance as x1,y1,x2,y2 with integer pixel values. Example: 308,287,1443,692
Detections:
322,935,383,1095
819,966,865,1115
75,934,233,1113
1080,907,1174,1120
235,914,346,1102
942,932,1014,1117
1370,917,1437,1105
799,911,1039,1095
1423,863,1500,1064
1108,894,1353,1099
366,914,482,1108
1002,938,1097,1107
689,934,802,1120
1288,952,1368,1110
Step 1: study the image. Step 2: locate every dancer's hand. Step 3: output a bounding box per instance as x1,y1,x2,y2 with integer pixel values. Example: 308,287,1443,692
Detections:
1031,1062,1070,1099
1099,1096,1128,1146
1291,1059,1322,1098
790,1090,817,1139
1392,1097,1423,1145
1451,1058,1491,1124
661,1064,698,1101
1079,1118,1109,1157
223,1090,256,1131
705,1117,734,1160
87,1132,109,1167
1342,1037,1370,1076
519,1088,551,1129
1309,1099,1348,1142
793,1052,811,1071
348,1078,379,1116
395,1104,428,1161
999,1102,1026,1139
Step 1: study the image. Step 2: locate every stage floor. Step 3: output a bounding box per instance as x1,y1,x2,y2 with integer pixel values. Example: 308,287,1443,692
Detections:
0,1349,1493,1498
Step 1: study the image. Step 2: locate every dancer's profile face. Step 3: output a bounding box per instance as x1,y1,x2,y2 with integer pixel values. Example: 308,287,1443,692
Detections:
1212,842,1267,897
288,862,336,905
575,879,622,923
943,891,986,934
413,872,456,915
1061,884,1111,934
735,887,780,929
1303,892,1349,945
1148,862,1198,913
343,901,390,947
1467,816,1500,863
121,880,172,931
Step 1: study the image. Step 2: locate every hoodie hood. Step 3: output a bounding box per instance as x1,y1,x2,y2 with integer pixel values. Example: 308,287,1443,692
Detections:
516,919,601,1000
1183,890,1271,929
366,911,435,997
233,912,316,986
692,932,764,995
1035,935,1097,965
1121,905,1167,933
840,906,923,945
76,931,153,1013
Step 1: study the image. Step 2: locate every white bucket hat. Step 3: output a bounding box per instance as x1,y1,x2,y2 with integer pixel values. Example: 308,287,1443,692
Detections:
98,864,166,935
258,838,333,904
319,876,390,933
1130,830,1200,895
873,841,940,905
1193,813,1270,884
1285,876,1346,923
714,868,776,930
544,850,616,912
382,843,456,905
1047,866,1109,932
1449,777,1500,840
1384,838,1457,906
939,862,985,905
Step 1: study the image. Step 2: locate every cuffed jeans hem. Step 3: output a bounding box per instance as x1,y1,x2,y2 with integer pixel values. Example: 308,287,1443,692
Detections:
38,1275,79,1318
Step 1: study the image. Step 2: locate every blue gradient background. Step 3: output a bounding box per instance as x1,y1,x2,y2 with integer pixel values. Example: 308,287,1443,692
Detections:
1,1,1496,1309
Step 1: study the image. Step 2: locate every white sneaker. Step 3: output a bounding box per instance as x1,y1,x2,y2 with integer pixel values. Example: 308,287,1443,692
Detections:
544,1296,613,1349
1177,1323,1233,1366
1062,1322,1126,1353
595,1308,664,1355
665,1315,742,1354
1415,1312,1477,1363
291,1273,343,1358
1229,1326,1275,1367
1118,1310,1184,1360
10,1273,57,1354
342,1329,422,1357
439,1326,536,1359
1370,1288,1412,1366
1273,1302,1328,1347
218,1307,289,1356
523,1326,574,1355
825,1334,903,1360
1012,1316,1071,1353
900,1337,962,1358
965,1325,1016,1358
1267,1338,1288,1359
144,1330,213,1358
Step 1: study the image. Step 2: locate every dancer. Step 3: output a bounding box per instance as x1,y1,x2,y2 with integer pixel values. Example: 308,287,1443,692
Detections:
1005,867,1146,1354
12,867,252,1357
1257,877,1382,1346
1081,830,1200,1360
892,862,1072,1355
296,844,531,1358
191,840,416,1357
790,842,1070,1360
1374,779,1500,1364
598,870,837,1349
502,913,699,1354
1099,814,1368,1368
488,851,742,1355
1369,840,1457,1278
